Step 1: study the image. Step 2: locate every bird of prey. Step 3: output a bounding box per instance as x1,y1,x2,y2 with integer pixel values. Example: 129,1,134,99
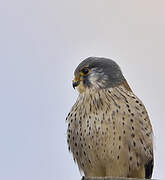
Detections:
66,57,154,178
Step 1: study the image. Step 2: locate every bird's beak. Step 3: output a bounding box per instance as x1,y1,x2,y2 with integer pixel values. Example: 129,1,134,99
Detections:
72,76,80,89
72,81,79,89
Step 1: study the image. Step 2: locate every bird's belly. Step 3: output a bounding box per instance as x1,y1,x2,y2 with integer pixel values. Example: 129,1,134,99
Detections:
67,86,153,178
68,120,131,177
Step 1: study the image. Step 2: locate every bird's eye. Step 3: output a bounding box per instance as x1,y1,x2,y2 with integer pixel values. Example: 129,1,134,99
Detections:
81,68,90,75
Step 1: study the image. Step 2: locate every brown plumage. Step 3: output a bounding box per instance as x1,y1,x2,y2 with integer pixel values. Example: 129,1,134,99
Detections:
66,57,154,178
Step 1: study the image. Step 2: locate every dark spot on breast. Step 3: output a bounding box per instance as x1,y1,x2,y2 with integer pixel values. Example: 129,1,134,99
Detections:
133,141,136,147
146,133,150,137
136,100,139,103
128,146,131,152
76,152,78,156
117,155,120,160
68,134,70,138
131,113,134,116
129,166,131,171
90,103,92,112
131,133,135,138
130,156,132,161
119,136,121,140
123,130,126,134
132,126,135,130
130,119,134,123
125,99,129,103
135,106,140,110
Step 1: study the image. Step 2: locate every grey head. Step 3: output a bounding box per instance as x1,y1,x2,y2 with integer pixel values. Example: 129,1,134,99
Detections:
73,57,125,90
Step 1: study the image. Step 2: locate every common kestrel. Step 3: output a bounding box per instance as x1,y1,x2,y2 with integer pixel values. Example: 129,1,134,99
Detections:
66,57,154,178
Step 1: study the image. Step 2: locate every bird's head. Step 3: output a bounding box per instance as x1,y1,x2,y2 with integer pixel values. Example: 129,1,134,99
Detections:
73,57,126,93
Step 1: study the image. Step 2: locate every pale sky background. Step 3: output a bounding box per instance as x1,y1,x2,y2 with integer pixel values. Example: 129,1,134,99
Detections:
0,0,165,180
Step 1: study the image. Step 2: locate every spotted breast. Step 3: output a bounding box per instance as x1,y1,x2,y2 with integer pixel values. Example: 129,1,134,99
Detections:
66,84,153,178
